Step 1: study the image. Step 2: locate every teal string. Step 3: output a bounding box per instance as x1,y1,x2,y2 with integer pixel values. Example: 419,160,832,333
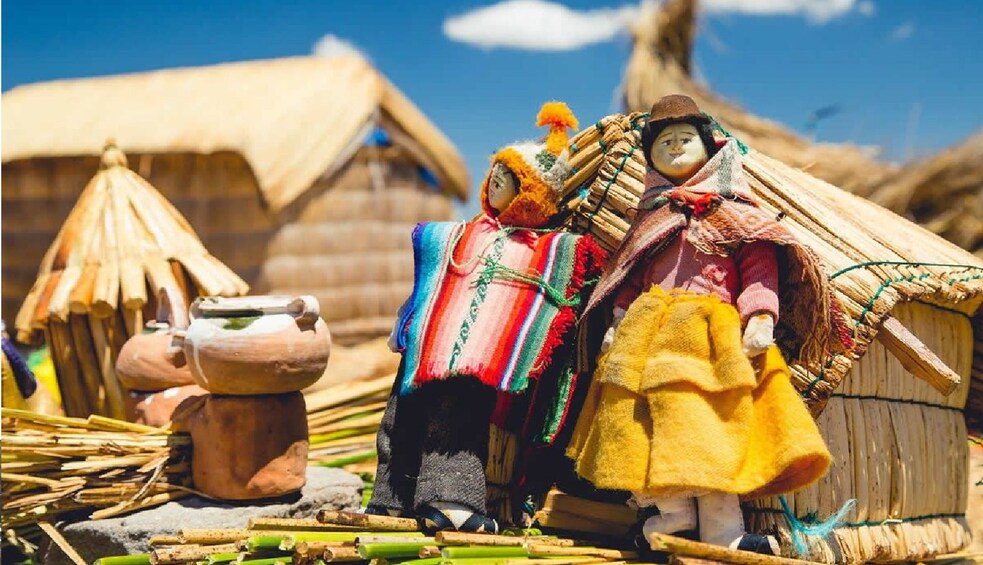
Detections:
829,260,983,280
703,112,749,155
802,356,838,399
584,146,636,231
779,495,856,556
481,260,580,307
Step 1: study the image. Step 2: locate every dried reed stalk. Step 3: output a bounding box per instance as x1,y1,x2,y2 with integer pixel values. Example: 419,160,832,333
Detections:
1,408,190,536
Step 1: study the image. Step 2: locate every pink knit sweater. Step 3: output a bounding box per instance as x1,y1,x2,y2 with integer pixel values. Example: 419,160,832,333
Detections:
613,230,780,324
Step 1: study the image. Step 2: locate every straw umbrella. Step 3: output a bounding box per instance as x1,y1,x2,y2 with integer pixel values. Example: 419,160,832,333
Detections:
14,142,248,418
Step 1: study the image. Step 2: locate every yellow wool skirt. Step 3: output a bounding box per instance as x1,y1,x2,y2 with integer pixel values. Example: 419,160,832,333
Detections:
567,288,830,499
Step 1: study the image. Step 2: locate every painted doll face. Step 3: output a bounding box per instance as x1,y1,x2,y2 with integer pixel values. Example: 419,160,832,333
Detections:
649,123,708,183
487,163,519,213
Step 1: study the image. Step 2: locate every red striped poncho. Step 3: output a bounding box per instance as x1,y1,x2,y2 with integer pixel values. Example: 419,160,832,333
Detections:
394,217,605,397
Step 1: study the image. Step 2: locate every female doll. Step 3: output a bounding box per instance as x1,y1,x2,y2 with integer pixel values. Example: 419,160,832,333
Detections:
368,103,606,533
567,95,852,554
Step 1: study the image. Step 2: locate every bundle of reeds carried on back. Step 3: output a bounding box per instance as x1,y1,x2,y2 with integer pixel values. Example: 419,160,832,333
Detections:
1,407,191,552
13,142,248,419
558,112,983,563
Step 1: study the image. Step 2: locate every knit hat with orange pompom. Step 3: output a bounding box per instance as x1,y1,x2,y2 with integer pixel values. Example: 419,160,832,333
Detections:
481,102,579,228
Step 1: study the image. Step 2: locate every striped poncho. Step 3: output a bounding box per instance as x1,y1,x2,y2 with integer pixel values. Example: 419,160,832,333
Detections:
394,217,605,398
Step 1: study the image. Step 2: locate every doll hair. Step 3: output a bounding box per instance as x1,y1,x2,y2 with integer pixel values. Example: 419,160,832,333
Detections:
641,118,720,171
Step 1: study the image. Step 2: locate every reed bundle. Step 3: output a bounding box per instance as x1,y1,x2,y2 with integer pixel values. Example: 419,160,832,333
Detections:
306,374,394,474
0,407,192,546
13,143,248,419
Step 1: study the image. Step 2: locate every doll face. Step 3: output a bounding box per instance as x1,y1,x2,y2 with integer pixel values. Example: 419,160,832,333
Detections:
487,163,518,213
649,123,708,183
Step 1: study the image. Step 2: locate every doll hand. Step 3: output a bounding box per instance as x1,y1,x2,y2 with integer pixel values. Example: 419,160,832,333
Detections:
600,307,627,354
742,313,774,357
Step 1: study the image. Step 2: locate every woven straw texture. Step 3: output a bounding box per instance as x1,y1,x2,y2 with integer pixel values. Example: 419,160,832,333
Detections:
559,112,983,562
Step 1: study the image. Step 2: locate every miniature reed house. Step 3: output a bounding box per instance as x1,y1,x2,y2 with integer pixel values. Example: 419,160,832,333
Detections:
2,55,470,345
557,113,983,563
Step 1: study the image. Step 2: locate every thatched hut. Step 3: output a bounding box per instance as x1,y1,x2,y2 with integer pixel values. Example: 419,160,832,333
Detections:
622,0,897,195
869,128,983,258
2,55,470,345
551,113,983,562
13,143,248,418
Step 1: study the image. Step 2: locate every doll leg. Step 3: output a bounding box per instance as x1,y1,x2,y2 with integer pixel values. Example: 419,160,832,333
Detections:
414,378,498,532
640,495,697,541
367,363,424,515
696,492,778,554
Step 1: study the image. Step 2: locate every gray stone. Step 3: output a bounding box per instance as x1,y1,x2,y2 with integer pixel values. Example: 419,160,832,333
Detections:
40,467,364,565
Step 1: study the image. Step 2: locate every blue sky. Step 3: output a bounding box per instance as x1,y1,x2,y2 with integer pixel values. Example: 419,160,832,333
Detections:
4,1,982,213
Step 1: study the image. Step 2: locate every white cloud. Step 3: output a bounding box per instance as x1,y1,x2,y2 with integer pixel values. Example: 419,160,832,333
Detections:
701,0,864,24
858,1,876,16
890,21,915,41
443,0,638,51
312,34,369,60
444,0,874,52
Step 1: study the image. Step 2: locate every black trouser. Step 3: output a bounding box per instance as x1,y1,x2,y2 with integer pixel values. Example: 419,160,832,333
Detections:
369,374,497,514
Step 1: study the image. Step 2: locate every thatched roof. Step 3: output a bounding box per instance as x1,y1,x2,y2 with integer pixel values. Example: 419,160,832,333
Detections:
560,113,983,413
868,128,983,258
622,0,897,195
2,55,470,212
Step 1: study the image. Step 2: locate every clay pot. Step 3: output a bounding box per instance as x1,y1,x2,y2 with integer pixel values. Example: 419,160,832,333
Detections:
178,295,331,395
187,392,309,500
116,288,195,391
124,384,208,427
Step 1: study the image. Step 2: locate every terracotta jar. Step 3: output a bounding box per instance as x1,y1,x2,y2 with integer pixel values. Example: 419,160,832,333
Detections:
186,392,309,500
116,288,196,392
178,295,331,395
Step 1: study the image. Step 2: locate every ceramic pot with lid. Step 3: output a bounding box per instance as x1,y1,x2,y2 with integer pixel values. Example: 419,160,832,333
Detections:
177,295,331,395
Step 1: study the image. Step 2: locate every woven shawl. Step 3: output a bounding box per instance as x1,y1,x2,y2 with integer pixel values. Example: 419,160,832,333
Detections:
585,142,853,368
396,217,605,396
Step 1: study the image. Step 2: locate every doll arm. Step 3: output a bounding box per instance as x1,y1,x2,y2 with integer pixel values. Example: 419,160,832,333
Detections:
735,241,780,325
736,241,779,357
601,270,644,353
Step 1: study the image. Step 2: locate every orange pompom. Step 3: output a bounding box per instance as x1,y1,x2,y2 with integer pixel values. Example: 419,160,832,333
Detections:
536,101,579,131
537,102,579,156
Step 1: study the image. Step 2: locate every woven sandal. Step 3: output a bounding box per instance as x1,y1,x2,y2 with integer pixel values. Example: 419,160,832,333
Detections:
416,505,500,534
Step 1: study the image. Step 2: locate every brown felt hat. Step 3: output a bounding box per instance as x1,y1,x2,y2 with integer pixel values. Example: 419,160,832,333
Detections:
647,94,709,126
